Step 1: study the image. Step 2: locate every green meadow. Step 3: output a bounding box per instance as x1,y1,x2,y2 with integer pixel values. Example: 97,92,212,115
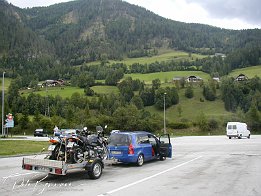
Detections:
87,50,207,66
146,86,233,124
0,140,49,156
91,86,119,94
21,86,85,98
125,71,211,84
228,65,261,78
0,77,12,91
21,85,119,98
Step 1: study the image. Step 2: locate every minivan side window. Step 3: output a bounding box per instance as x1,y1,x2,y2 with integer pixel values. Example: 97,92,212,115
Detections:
137,135,149,144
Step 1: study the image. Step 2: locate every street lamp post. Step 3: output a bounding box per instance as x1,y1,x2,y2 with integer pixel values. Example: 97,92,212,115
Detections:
163,92,166,134
2,72,5,137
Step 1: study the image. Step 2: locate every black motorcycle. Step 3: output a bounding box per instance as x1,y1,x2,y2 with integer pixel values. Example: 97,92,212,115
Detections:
47,135,67,161
69,126,108,163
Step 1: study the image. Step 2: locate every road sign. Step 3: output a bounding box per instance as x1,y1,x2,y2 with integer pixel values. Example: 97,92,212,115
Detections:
5,113,14,128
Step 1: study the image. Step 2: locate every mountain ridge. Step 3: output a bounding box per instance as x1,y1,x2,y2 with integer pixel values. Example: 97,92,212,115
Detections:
1,0,261,66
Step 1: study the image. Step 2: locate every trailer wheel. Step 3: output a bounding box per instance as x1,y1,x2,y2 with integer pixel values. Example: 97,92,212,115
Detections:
88,161,103,179
229,136,231,139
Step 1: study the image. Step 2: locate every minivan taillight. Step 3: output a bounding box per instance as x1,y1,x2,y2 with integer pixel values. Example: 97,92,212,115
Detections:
128,144,134,154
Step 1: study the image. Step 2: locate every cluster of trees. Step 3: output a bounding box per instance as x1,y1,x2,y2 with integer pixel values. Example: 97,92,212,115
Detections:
221,77,261,112
2,76,180,134
1,73,261,135
220,77,261,131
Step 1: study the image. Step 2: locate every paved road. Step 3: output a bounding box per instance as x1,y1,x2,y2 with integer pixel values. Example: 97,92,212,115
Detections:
0,135,261,196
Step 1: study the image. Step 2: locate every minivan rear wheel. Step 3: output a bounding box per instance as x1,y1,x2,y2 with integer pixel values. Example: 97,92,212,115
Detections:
137,154,144,166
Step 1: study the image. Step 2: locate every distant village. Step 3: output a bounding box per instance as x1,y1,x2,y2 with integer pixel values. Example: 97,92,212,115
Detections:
173,73,248,84
34,73,248,90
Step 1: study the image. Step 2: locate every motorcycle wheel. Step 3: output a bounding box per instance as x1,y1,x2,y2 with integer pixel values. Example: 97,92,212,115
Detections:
71,147,84,163
100,146,108,160
49,144,61,160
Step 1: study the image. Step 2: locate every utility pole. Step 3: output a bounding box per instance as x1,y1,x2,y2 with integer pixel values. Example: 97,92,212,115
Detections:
2,72,5,137
163,92,167,134
45,81,50,117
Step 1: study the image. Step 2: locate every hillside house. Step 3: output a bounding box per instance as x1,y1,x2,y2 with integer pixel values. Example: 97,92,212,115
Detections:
235,74,248,81
213,77,220,82
187,76,203,82
42,79,65,87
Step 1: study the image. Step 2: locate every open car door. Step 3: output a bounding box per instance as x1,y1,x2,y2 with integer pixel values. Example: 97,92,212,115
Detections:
159,134,172,158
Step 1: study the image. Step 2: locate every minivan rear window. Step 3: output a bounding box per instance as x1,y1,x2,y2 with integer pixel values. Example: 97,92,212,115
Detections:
108,134,132,146
228,125,237,129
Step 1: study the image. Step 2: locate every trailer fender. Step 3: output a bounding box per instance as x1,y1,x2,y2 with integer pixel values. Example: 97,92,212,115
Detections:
85,158,104,171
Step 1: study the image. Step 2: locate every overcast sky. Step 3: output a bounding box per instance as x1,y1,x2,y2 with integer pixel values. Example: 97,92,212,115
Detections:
6,0,261,30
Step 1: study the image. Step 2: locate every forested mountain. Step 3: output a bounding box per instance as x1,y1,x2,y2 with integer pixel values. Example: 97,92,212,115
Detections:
1,0,261,135
0,0,261,78
0,1,54,62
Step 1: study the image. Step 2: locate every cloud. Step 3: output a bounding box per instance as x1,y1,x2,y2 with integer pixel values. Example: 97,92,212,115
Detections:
124,0,261,29
7,0,73,8
186,0,261,26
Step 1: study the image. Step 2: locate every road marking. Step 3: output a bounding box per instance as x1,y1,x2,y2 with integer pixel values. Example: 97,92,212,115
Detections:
98,156,202,196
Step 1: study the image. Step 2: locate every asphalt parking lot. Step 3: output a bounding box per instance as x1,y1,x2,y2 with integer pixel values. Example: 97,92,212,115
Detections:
0,135,261,196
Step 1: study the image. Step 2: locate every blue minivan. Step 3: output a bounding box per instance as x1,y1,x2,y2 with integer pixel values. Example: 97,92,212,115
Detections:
107,131,172,166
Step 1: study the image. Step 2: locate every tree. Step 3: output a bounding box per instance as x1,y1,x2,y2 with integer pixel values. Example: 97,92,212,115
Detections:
112,105,141,130
84,86,94,96
140,88,155,106
152,79,161,90
185,86,194,98
177,105,182,117
203,84,216,101
130,95,144,110
155,88,171,109
118,77,134,102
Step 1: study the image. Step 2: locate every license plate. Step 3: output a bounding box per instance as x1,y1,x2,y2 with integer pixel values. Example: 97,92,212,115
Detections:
111,151,122,155
48,145,56,151
67,142,75,148
36,166,50,172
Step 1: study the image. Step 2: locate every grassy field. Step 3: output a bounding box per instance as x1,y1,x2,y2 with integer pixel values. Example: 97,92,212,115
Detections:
21,86,85,98
145,86,233,124
109,50,206,66
91,85,119,94
125,71,211,84
21,85,120,98
0,140,49,156
0,77,12,91
228,65,261,78
86,50,207,66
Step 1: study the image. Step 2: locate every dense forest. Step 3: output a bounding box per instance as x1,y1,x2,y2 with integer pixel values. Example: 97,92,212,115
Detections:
0,0,261,135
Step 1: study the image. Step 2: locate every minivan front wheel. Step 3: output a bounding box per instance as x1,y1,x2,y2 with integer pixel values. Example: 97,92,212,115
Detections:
137,154,144,166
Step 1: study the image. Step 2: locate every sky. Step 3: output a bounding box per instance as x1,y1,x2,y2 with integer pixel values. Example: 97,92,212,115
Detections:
6,0,261,30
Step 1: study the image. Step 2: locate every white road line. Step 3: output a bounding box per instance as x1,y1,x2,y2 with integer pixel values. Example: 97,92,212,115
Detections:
98,156,202,196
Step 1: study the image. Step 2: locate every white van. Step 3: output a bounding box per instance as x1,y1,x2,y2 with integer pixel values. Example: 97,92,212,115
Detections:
226,122,250,139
